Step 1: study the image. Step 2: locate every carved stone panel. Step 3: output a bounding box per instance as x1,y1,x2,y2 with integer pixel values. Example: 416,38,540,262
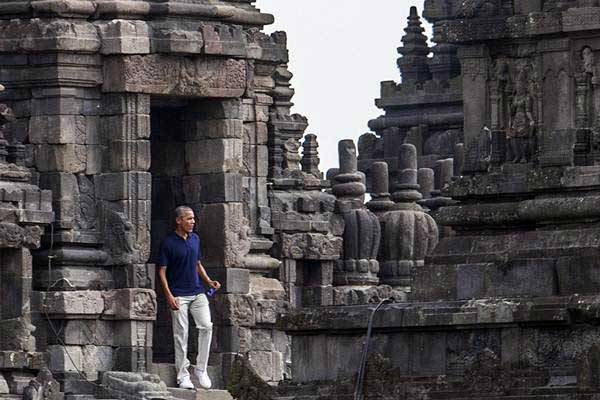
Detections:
103,55,247,98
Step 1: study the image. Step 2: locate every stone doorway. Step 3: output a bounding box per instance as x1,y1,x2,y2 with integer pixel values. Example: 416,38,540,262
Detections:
149,97,231,366
149,99,188,363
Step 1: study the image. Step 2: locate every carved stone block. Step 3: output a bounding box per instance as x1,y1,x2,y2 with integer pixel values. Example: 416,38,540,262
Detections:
97,20,150,55
35,144,86,173
101,114,151,141
182,173,242,204
102,288,157,321
198,203,250,268
151,27,204,54
29,115,87,145
113,321,153,347
103,55,247,98
212,294,256,327
200,23,246,57
98,172,151,202
183,118,243,140
108,140,151,172
279,233,342,260
41,290,104,316
0,19,100,53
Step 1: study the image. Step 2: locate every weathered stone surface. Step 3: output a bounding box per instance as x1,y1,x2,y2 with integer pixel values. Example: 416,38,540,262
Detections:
34,144,86,173
102,289,157,321
151,26,204,54
212,294,256,327
41,290,104,316
0,19,100,53
279,233,342,260
103,55,247,97
205,267,249,294
198,203,250,268
97,20,150,55
185,139,242,175
102,371,169,400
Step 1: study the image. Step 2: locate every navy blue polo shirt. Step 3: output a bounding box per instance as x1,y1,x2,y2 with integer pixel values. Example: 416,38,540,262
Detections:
158,231,205,297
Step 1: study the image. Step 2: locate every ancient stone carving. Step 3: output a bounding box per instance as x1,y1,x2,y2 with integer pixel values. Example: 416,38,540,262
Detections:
397,7,432,83
332,140,381,286
357,132,383,160
334,208,381,286
75,175,97,230
104,208,135,263
301,133,321,178
282,138,301,172
104,55,247,97
381,144,439,287
332,140,366,200
507,68,536,163
280,233,342,260
132,291,157,319
464,126,492,173
0,222,24,248
366,162,395,216
22,369,61,400
101,372,171,400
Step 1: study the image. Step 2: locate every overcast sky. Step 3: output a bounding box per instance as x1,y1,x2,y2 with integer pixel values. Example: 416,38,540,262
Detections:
255,1,430,173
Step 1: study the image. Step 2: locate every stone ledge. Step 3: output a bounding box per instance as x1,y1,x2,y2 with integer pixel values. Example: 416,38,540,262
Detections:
40,288,157,320
278,295,600,333
0,1,274,27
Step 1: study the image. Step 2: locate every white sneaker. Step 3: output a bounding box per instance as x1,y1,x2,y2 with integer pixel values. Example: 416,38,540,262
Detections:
195,369,212,389
178,376,194,390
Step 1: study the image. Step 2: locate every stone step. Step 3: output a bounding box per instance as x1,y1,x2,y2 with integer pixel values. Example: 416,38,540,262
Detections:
151,363,221,389
0,395,22,400
65,395,96,400
168,387,233,400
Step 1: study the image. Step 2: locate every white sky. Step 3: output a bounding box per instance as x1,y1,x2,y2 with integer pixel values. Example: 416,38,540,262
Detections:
255,1,431,173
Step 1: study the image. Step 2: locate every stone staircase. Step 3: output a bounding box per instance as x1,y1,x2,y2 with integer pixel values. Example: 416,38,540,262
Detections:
152,363,232,400
168,388,233,400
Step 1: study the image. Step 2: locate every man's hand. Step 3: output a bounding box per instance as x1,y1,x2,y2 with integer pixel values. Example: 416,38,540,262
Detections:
167,294,180,311
208,280,221,290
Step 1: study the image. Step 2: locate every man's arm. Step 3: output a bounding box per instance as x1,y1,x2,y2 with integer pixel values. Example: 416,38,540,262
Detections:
197,261,221,290
158,266,180,310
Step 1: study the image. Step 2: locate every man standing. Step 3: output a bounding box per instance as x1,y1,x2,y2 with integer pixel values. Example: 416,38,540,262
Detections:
157,206,221,390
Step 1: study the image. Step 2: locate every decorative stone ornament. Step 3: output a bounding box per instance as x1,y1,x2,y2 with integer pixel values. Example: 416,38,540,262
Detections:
332,140,381,286
381,144,439,287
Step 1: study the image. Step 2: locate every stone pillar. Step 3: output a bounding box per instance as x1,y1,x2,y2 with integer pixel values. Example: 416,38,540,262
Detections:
332,140,381,286
381,144,438,288
418,168,435,199
301,133,321,179
366,161,394,217
433,158,454,195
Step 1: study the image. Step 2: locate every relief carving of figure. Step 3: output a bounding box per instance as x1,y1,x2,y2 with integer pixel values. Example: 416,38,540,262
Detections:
282,138,301,171
583,46,595,75
507,69,536,163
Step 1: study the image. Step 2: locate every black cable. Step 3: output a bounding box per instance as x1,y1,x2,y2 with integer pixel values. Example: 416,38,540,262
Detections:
353,298,392,400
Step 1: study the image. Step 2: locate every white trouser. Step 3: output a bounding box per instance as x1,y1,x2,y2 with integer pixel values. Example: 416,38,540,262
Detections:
170,293,213,383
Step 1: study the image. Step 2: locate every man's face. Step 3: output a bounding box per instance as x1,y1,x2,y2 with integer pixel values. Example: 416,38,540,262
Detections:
176,210,195,233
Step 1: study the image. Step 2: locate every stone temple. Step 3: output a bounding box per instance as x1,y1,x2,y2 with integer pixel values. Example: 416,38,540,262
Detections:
5,0,600,399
